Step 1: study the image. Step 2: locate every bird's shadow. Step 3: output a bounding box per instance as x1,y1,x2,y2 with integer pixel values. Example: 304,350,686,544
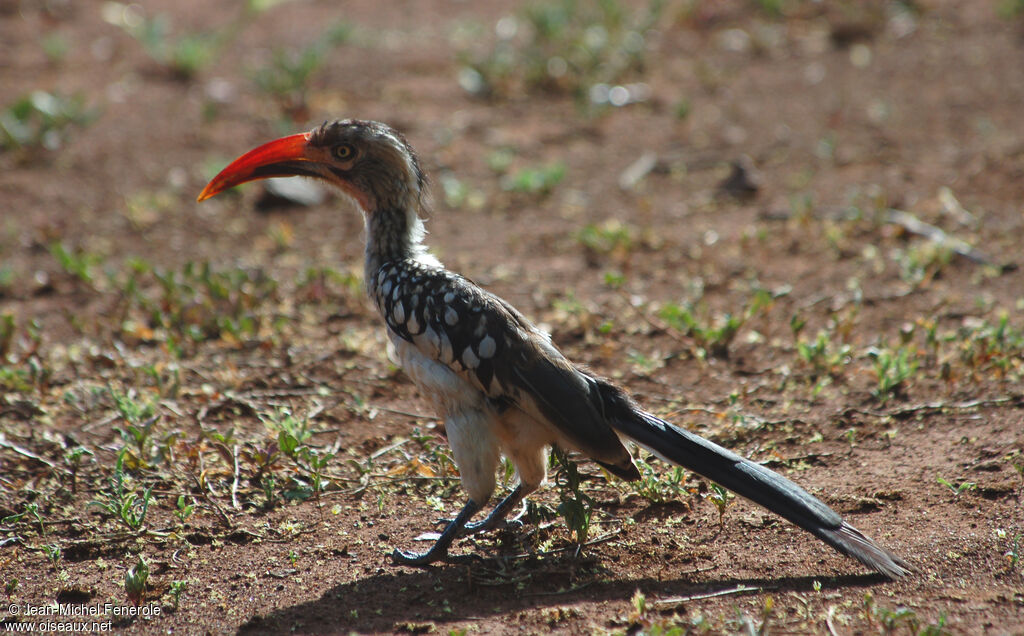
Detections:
237,555,888,634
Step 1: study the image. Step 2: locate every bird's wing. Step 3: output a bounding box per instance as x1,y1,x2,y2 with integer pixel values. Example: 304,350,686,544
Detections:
379,264,634,472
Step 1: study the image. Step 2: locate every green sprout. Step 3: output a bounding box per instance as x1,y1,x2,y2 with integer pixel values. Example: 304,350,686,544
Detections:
250,22,352,118
936,475,975,497
705,482,734,526
124,555,149,606
88,450,154,531
501,161,566,196
868,345,920,403
1,91,95,153
169,580,187,611
551,448,594,544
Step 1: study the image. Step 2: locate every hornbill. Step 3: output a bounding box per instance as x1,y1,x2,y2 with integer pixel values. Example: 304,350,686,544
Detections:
198,119,911,578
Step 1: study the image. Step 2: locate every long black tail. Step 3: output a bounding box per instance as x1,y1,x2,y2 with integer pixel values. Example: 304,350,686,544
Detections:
597,382,912,578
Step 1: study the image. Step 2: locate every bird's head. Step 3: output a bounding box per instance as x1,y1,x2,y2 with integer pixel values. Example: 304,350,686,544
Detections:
198,119,427,216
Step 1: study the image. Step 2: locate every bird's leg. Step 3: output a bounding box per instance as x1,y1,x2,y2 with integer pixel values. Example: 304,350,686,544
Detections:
457,428,546,535
462,485,528,534
392,498,481,566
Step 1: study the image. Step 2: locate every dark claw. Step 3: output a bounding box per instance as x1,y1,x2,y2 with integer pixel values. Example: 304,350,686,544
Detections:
392,548,440,567
432,517,519,536
434,517,507,534
391,548,482,567
462,519,489,533
466,517,523,534
394,499,482,568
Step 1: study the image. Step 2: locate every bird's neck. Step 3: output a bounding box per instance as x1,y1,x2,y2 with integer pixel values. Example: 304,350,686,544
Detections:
363,205,439,293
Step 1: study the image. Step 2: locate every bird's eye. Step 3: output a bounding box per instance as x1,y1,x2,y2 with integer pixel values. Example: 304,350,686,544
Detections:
333,144,355,160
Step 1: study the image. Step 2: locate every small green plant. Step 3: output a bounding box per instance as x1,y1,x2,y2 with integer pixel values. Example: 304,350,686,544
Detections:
438,173,485,210
750,0,784,16
261,474,279,510
117,259,279,352
659,289,772,359
137,362,182,399
673,97,691,120
169,580,187,611
1004,533,1022,571
660,303,739,359
64,446,93,494
124,555,149,606
998,0,1024,19
627,452,687,504
844,428,857,449
459,0,663,105
122,11,246,79
123,188,178,231
264,409,335,506
868,345,919,403
0,366,31,393
109,387,166,468
174,495,195,525
577,219,636,262
26,503,46,536
294,266,362,304
550,448,594,544
264,408,313,450
919,613,951,636
958,313,1024,377
5,578,18,597
41,33,70,63
2,502,47,536
487,148,515,174
242,438,282,481
936,475,975,497
0,313,16,357
111,386,156,424
629,588,648,624
796,330,853,379
0,315,50,390
893,242,953,287
0,91,95,152
250,22,352,118
603,270,625,289
863,591,937,634
501,161,566,196
705,482,734,526
42,543,62,572
49,241,103,287
299,447,335,508
88,449,154,531
42,544,68,585
0,265,15,295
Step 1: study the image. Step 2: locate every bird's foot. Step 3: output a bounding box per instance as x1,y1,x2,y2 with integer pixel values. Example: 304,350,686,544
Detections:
436,500,527,536
391,547,443,567
434,516,523,536
397,499,483,567
467,517,524,534
391,548,482,567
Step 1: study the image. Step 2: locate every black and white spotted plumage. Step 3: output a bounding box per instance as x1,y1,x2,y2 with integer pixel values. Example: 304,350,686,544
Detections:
372,260,505,390
368,257,639,480
200,119,912,577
